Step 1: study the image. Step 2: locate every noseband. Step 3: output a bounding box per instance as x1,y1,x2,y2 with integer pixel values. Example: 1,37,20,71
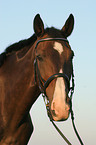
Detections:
34,38,84,145
34,58,70,94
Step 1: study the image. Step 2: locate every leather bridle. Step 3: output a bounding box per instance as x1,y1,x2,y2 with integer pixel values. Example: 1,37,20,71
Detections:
34,37,73,93
34,38,84,145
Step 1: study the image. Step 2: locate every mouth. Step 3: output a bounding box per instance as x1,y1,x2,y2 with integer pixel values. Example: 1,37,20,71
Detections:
50,107,70,122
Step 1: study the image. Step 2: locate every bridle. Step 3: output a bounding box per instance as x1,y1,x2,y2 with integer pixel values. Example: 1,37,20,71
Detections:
34,38,72,93
34,38,84,145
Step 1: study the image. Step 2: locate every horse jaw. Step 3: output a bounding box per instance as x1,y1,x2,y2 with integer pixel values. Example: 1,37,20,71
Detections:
50,69,70,121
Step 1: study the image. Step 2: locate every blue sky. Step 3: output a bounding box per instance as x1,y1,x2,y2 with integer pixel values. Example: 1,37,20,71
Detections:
0,0,96,145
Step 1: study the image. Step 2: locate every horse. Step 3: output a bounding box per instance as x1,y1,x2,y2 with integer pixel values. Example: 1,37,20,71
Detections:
0,14,74,144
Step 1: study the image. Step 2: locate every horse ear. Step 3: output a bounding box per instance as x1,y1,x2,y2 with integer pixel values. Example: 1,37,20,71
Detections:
61,14,74,37
33,14,44,37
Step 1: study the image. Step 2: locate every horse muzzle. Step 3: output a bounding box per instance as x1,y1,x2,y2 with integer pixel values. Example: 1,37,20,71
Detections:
50,98,70,121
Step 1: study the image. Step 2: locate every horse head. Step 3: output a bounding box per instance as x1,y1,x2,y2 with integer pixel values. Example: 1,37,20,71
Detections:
33,14,74,121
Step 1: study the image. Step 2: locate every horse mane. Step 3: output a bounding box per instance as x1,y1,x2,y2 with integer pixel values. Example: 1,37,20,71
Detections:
0,27,62,67
0,34,37,67
5,34,37,54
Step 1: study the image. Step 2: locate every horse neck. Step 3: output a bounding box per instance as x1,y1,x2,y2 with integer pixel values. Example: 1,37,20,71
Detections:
0,45,40,128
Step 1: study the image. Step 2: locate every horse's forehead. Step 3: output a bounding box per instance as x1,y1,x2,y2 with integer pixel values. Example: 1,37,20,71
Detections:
53,42,63,55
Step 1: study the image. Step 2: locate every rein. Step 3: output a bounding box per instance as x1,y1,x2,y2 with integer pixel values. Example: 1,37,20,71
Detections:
34,38,84,145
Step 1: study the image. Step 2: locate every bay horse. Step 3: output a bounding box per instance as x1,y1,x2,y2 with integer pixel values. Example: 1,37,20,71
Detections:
0,14,74,144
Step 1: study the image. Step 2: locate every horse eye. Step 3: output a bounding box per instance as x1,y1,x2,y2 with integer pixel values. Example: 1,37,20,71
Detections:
36,55,43,61
71,51,74,59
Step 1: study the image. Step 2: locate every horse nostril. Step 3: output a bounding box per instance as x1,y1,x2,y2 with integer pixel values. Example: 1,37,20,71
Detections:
66,96,70,104
52,110,57,117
